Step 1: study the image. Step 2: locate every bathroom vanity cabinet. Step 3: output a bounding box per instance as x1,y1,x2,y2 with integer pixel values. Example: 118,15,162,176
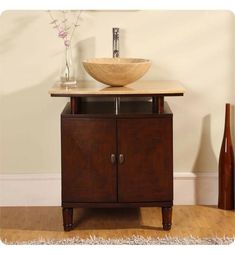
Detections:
49,80,185,231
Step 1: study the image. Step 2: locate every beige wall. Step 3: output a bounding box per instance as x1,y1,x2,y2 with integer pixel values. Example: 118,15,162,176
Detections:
0,10,234,174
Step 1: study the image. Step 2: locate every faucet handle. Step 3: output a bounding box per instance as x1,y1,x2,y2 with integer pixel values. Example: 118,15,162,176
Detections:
113,27,119,33
113,27,119,39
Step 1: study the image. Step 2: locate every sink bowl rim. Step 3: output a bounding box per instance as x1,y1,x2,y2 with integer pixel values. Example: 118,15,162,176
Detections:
83,58,151,65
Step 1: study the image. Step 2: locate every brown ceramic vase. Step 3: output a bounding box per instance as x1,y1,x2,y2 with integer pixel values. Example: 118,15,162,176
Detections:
218,103,234,210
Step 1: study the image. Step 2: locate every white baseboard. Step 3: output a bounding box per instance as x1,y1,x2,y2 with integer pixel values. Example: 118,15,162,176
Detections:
174,172,218,205
0,172,218,206
0,174,61,206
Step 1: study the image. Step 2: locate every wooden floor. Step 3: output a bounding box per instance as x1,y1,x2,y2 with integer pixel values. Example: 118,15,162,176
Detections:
0,205,234,243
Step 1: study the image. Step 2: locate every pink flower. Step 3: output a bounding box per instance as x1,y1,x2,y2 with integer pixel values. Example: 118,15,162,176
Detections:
64,40,70,47
58,30,68,39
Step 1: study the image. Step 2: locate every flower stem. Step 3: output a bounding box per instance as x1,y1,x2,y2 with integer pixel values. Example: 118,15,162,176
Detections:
65,47,70,81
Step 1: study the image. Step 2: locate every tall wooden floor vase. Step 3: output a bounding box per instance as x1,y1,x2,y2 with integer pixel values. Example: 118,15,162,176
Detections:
218,103,234,210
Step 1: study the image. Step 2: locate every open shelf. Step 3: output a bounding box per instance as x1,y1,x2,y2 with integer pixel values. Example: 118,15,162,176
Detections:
62,100,172,117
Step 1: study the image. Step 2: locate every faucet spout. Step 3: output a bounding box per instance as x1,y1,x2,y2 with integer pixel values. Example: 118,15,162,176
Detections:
113,27,119,58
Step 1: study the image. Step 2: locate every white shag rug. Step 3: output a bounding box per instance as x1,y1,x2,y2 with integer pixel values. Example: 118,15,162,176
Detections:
6,235,235,245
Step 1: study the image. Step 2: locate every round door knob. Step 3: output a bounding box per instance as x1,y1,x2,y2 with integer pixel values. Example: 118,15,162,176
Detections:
110,154,116,164
119,154,124,164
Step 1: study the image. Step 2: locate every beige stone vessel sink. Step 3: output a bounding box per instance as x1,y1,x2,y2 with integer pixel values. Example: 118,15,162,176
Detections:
83,58,151,87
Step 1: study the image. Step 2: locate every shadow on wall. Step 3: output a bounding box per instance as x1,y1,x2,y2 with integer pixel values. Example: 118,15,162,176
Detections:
0,12,40,55
192,114,218,172
192,114,218,204
75,37,96,81
230,15,235,177
119,28,127,57
1,73,67,173
230,15,235,148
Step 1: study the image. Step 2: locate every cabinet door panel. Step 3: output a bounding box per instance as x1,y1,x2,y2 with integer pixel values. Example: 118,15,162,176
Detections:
62,118,117,202
117,117,173,202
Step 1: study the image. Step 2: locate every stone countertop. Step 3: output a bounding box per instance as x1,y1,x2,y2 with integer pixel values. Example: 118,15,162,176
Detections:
49,80,185,97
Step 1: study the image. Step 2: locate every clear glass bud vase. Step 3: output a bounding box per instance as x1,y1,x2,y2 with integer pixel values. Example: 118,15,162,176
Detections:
60,45,77,87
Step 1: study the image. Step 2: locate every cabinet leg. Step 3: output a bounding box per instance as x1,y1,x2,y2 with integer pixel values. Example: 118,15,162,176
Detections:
162,207,172,230
62,207,73,231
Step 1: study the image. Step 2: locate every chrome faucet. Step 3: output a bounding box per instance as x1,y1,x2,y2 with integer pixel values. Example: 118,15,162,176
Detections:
112,27,120,114
113,27,119,58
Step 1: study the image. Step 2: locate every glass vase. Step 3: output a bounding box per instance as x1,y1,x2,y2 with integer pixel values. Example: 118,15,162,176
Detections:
60,45,77,87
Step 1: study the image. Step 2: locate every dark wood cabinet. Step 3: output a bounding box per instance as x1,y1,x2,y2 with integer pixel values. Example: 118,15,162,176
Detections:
49,81,185,232
117,117,173,203
61,118,117,203
61,100,173,231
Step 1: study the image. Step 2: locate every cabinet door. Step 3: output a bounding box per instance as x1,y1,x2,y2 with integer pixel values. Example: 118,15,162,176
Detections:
62,118,117,203
117,117,173,202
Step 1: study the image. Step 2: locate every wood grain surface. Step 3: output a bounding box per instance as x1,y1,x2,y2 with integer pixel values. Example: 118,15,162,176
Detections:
1,206,234,243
